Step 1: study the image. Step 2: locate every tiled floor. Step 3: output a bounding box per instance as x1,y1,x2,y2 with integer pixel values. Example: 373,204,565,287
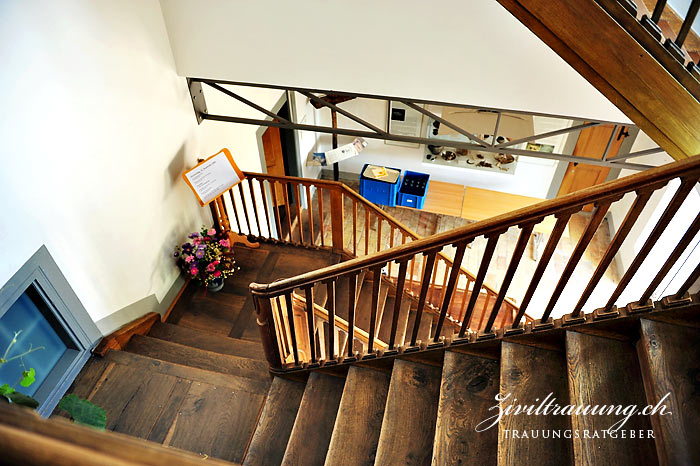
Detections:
317,173,620,320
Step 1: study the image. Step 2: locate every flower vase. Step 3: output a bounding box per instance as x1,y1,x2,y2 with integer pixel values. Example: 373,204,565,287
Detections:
207,277,224,292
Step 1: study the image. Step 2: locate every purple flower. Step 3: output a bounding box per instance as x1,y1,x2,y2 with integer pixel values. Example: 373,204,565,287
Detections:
188,232,200,239
195,249,205,259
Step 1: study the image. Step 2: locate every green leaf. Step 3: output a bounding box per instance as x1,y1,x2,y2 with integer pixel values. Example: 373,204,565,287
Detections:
20,367,36,387
58,394,106,430
7,391,39,409
0,383,15,396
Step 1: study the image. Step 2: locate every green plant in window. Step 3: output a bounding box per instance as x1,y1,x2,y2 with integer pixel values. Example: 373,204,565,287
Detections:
0,330,44,409
0,330,106,429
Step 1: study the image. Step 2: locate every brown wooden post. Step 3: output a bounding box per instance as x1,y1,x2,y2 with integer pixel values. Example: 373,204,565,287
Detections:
330,188,345,253
253,295,283,369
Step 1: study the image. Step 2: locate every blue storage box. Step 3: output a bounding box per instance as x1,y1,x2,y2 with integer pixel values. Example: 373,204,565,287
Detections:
397,171,430,209
359,164,401,207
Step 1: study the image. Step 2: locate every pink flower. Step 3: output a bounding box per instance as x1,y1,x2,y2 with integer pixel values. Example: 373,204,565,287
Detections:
206,263,216,272
207,228,217,236
204,236,210,241
184,255,194,263
190,267,199,276
212,260,220,266
219,239,230,248
192,237,201,245
213,270,221,278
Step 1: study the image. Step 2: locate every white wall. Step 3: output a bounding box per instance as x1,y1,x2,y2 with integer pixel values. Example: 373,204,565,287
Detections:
159,0,630,124
608,133,699,304
0,0,276,333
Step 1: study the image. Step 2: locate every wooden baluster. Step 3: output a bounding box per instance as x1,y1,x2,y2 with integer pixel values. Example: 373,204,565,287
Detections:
389,259,409,350
497,301,510,328
260,180,273,239
605,178,697,310
247,178,261,238
347,272,357,357
433,242,469,341
674,261,700,298
253,296,282,369
428,258,440,306
406,235,415,292
484,223,535,332
293,183,304,245
674,0,700,48
318,187,325,247
541,200,613,323
284,293,299,366
306,184,315,246
304,286,316,364
237,183,251,236
376,217,383,253
273,296,289,360
330,188,344,253
459,234,500,338
640,211,700,304
282,182,294,243
364,208,370,255
326,279,336,361
388,226,395,277
270,181,283,241
476,293,492,331
410,251,438,347
512,213,573,327
572,191,654,316
459,276,471,323
227,189,242,234
438,260,450,307
367,264,383,354
352,200,358,256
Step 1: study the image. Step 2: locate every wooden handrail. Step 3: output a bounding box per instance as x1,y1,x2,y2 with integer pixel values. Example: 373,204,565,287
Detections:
249,154,700,295
242,171,519,314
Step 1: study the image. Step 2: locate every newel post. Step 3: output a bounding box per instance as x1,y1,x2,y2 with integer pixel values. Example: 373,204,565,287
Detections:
330,188,345,253
253,295,283,369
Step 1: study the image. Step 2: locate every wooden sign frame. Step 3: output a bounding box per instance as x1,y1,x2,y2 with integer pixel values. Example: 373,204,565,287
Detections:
182,148,245,206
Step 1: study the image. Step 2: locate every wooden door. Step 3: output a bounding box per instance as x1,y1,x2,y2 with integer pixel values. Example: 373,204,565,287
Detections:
262,126,286,206
558,124,628,210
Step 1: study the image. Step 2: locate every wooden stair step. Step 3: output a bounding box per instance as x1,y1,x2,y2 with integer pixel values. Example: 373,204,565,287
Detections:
566,331,657,466
125,334,269,382
105,350,270,395
149,321,266,361
499,341,572,466
375,359,441,465
637,319,699,466
324,366,391,466
281,372,345,466
244,376,306,466
432,350,499,465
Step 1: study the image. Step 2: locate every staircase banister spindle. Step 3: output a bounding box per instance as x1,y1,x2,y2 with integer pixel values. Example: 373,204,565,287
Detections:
410,250,439,346
304,286,317,364
253,295,283,369
459,233,502,337
284,293,300,366
639,210,700,304
484,222,536,333
675,0,700,47
541,199,614,323
325,279,336,360
367,264,384,354
673,261,700,298
651,0,668,23
248,157,700,297
433,241,470,340
388,259,410,349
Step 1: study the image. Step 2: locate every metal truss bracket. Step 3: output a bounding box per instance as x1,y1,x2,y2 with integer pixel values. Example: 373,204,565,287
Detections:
187,78,208,125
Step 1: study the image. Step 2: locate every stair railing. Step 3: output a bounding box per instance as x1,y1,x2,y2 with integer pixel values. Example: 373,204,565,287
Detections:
246,155,700,371
211,172,520,332
589,0,700,101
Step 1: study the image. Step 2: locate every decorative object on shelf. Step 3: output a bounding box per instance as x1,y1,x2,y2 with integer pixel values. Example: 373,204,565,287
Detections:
455,148,469,156
495,153,515,164
174,227,238,290
441,150,456,161
427,144,443,155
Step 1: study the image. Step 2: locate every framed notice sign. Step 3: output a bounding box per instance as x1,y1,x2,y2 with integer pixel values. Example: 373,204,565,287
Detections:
182,148,245,206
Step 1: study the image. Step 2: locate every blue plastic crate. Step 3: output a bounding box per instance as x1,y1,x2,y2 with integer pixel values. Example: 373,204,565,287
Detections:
397,171,430,209
359,164,401,207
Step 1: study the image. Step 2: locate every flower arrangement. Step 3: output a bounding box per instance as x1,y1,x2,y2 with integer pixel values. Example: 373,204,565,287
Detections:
174,227,238,287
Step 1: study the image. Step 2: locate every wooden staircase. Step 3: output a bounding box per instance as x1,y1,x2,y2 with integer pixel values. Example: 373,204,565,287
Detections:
56,289,699,465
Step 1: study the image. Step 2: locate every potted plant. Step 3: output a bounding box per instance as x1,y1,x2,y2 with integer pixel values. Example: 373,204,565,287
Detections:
174,227,238,291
